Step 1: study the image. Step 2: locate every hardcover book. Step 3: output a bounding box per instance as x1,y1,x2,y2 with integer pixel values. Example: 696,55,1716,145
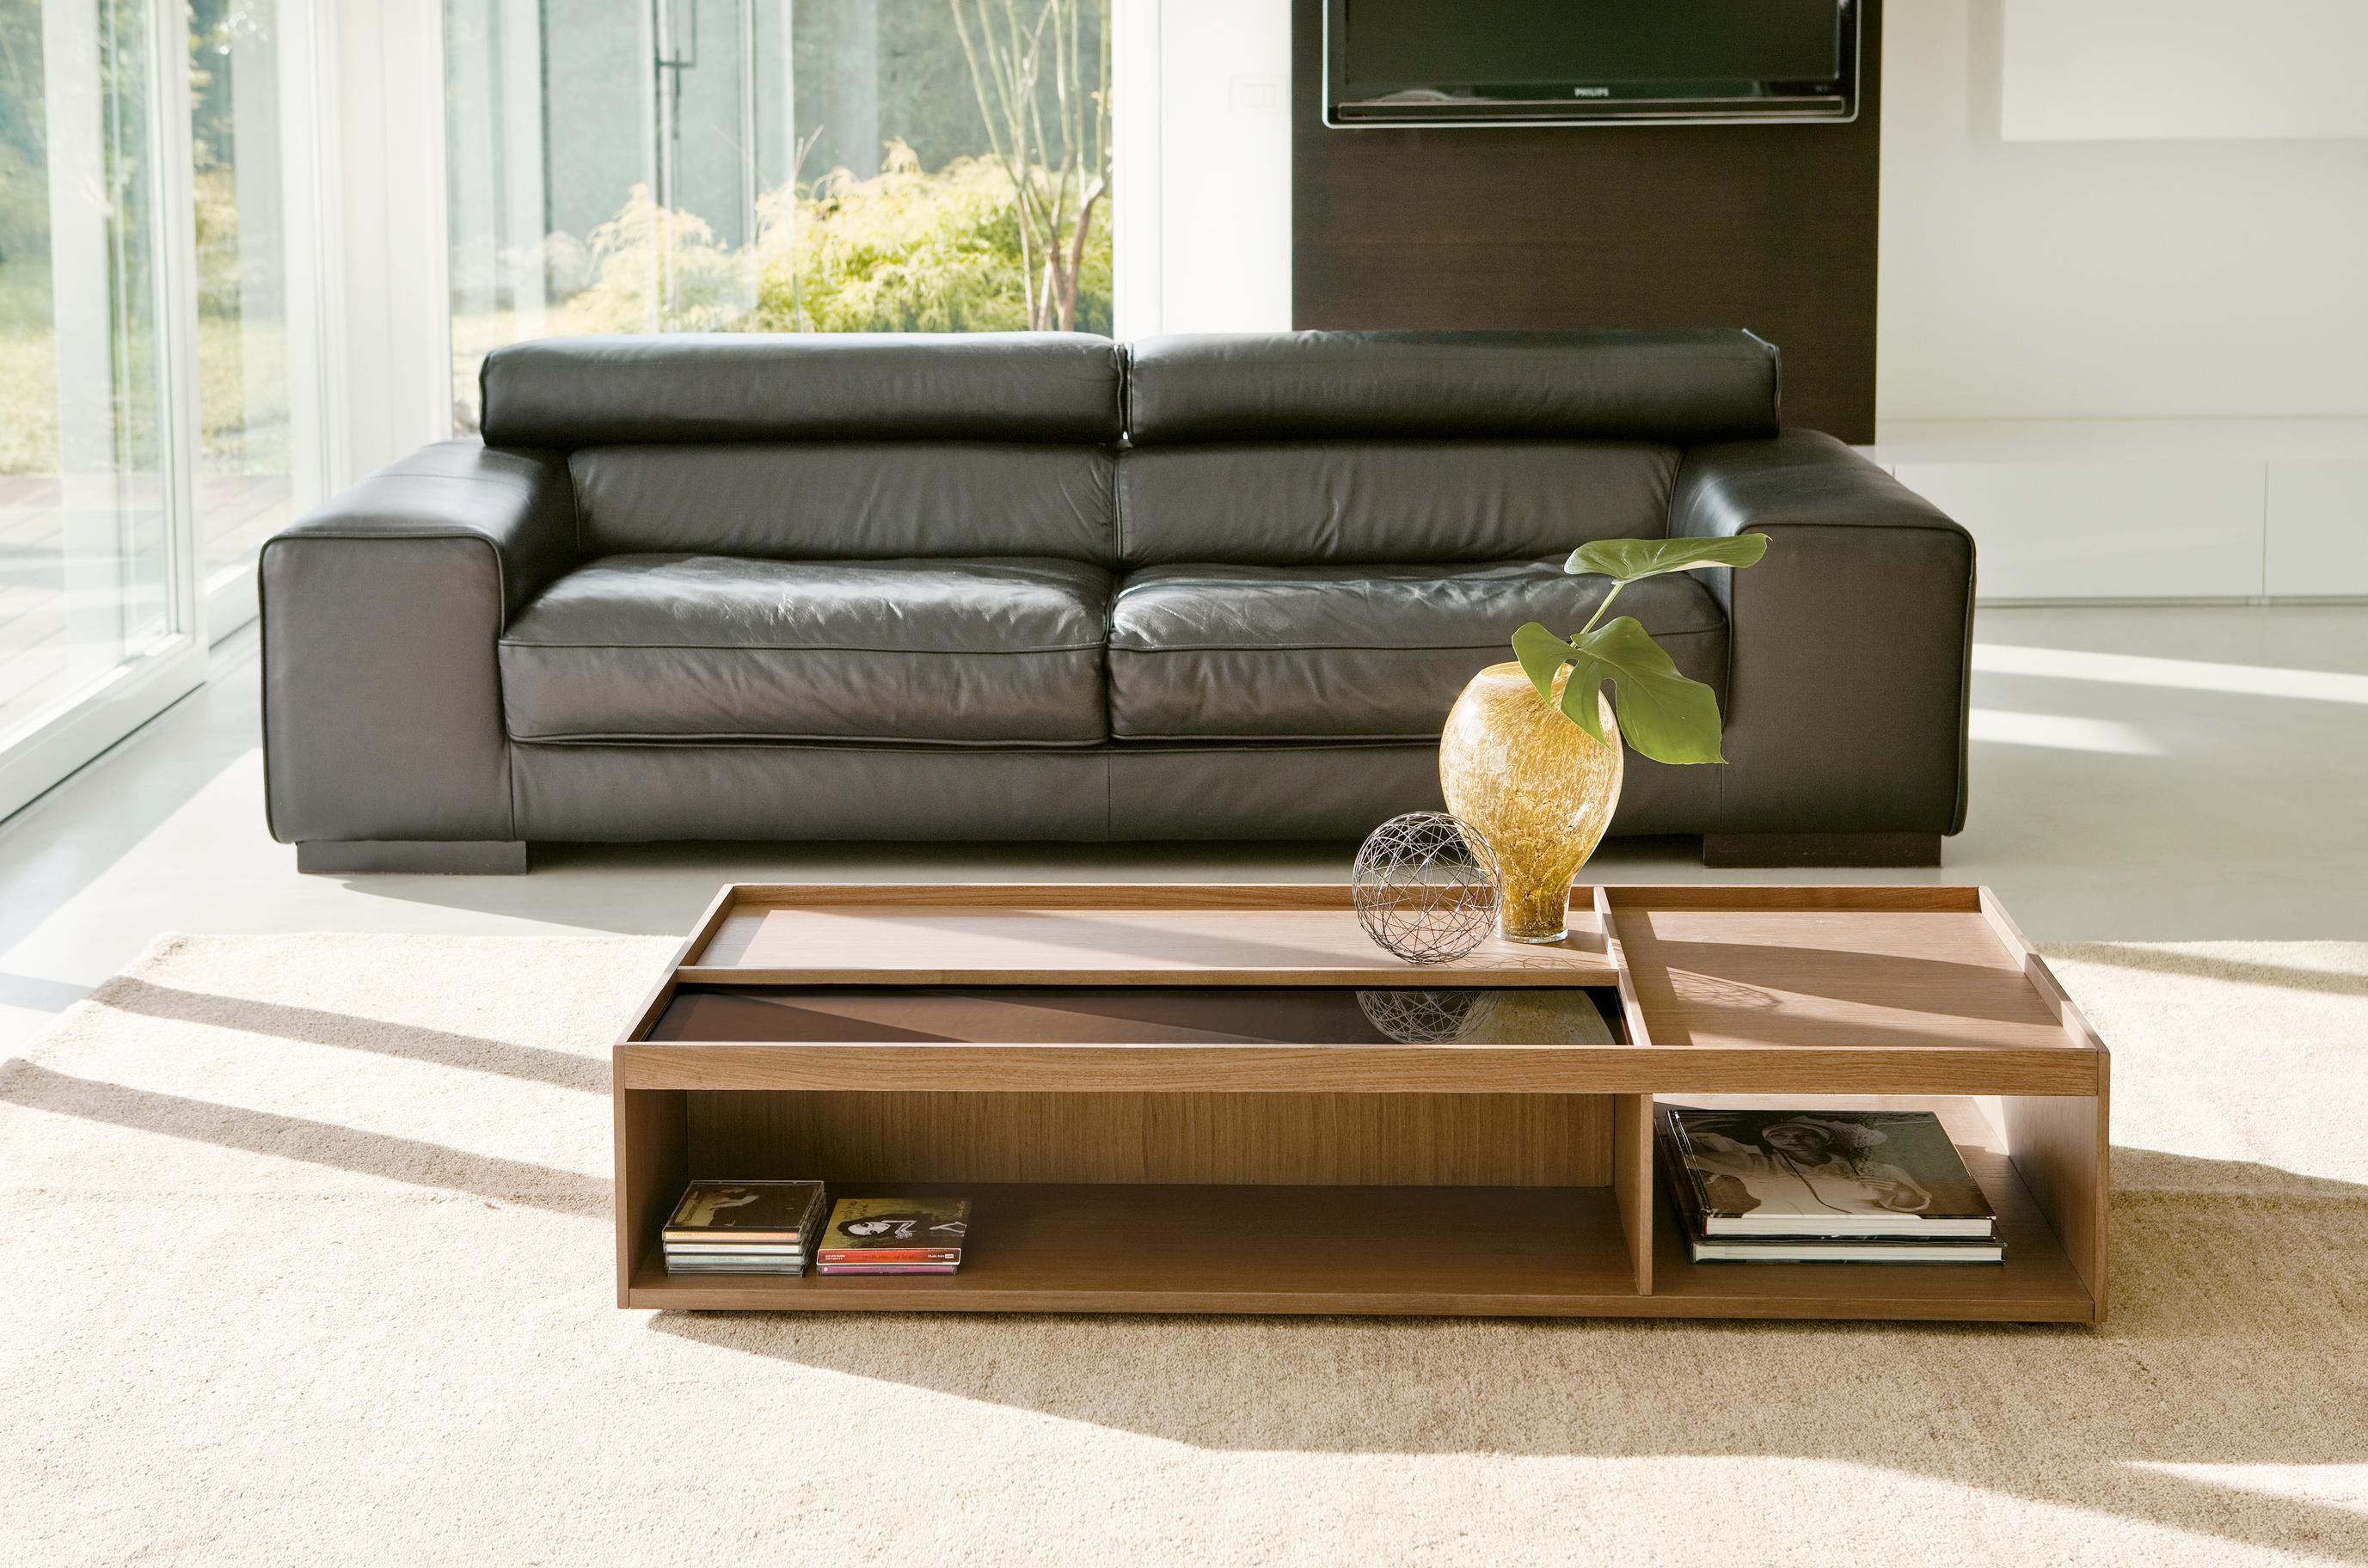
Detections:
662,1180,827,1245
818,1197,971,1264
1659,1106,1997,1239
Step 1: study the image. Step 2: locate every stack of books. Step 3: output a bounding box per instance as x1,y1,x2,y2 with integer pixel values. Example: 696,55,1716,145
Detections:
816,1196,972,1276
662,1179,828,1275
1658,1106,2002,1263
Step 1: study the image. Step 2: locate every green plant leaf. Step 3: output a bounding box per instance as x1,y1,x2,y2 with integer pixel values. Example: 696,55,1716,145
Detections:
1510,621,1579,715
1565,534,1770,584
1561,616,1728,765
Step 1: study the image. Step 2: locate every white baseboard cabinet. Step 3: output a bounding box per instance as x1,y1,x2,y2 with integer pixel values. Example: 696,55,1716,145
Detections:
1865,420,2368,603
2266,462,2368,599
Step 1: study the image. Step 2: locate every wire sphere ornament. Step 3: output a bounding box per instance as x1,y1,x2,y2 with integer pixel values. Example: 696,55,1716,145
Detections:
1355,987,1503,1044
1350,812,1502,965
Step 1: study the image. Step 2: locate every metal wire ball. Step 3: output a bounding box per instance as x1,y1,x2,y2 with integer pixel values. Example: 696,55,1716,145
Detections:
1350,812,1502,965
1355,988,1503,1044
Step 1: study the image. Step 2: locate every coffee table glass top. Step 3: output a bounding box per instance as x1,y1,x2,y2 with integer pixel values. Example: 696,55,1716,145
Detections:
652,984,1625,1047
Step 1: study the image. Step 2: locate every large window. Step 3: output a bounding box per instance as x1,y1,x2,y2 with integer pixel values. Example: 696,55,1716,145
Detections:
0,0,316,819
189,0,304,603
0,0,1122,822
445,0,1114,432
0,0,183,761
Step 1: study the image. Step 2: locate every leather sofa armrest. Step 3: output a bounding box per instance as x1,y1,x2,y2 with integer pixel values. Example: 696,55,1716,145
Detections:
260,441,578,846
1669,430,1976,836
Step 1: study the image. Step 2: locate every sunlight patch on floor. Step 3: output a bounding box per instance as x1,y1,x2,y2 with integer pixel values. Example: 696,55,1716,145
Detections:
1969,708,2163,755
1974,644,2368,704
2126,1463,2368,1517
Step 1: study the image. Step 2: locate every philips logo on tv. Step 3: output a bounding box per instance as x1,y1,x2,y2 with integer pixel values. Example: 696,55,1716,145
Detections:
1572,86,1610,97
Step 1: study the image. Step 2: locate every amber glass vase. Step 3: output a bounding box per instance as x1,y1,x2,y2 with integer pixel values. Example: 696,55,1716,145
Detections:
1438,662,1623,944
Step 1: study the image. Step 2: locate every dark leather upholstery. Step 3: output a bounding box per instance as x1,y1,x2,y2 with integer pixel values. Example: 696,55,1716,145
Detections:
1126,330,1780,444
499,554,1111,744
1108,563,1724,742
480,333,1123,446
1114,442,1673,567
261,331,1973,865
1671,430,1975,836
261,441,575,843
571,444,1114,562
508,738,1720,842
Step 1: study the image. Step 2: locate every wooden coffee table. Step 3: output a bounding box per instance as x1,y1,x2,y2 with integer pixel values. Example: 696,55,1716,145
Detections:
614,884,2107,1323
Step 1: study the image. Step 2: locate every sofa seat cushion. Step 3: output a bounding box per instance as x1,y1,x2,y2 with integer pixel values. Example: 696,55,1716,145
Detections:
500,553,1111,744
1107,560,1727,743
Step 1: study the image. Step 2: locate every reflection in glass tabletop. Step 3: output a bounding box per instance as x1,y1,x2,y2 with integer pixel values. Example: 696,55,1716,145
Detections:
650,985,1623,1046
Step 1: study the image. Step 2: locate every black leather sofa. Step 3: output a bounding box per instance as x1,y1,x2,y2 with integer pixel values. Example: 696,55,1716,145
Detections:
260,329,1972,873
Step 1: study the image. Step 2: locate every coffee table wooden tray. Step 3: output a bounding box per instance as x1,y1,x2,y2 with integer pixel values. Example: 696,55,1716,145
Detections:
615,884,2107,1322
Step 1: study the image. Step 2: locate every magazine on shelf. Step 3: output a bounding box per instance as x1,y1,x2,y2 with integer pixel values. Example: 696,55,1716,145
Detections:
1658,1106,1997,1240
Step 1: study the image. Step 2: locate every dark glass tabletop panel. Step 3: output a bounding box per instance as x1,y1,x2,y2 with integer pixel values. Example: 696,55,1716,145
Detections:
650,985,1624,1047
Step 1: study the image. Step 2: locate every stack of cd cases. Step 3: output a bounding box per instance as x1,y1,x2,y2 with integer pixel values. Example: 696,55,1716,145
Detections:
661,1180,827,1275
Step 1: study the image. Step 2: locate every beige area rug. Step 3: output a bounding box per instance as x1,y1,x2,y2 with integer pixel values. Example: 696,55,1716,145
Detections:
4,934,2367,1567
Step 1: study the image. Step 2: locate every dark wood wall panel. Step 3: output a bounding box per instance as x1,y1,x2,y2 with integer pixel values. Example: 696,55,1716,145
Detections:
690,1091,1616,1187
1291,1,1882,443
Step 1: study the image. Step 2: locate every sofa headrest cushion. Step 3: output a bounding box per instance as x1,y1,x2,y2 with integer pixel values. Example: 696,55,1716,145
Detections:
1124,329,1780,444
479,333,1125,447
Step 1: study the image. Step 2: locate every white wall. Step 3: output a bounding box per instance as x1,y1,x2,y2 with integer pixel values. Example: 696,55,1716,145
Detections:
320,0,454,483
1874,1,2368,598
1878,1,2368,426
1121,0,1293,337
1999,0,2368,144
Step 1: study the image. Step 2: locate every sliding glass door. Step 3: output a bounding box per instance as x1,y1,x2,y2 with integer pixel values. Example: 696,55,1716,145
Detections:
0,0,317,820
0,0,205,818
189,0,312,629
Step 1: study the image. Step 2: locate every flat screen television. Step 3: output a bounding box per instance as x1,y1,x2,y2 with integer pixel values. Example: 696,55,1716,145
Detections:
1324,0,1859,127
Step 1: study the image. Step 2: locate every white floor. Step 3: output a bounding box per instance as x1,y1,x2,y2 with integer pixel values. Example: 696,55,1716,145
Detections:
3,602,2365,1055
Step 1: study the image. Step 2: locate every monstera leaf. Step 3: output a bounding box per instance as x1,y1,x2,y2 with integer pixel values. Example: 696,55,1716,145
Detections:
1507,532,1771,766
1565,534,1770,582
1512,617,1728,764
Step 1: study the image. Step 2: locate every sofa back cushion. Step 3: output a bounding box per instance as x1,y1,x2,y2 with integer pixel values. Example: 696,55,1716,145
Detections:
1113,328,1772,566
480,332,1124,447
1115,441,1674,567
570,444,1114,562
1124,329,1780,445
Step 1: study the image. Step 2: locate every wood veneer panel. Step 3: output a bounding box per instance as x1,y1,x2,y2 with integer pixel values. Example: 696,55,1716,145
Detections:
624,1167,2085,1320
1609,887,2084,1065
626,1182,1640,1316
2000,1089,2109,1323
715,884,1368,910
620,1039,2099,1096
687,885,1613,986
1612,1093,1653,1295
1290,0,1884,442
1645,1095,2095,1322
1975,889,2111,1322
617,881,2108,1320
613,1088,686,1308
1624,885,1982,914
1597,887,1653,1292
688,1090,1614,1188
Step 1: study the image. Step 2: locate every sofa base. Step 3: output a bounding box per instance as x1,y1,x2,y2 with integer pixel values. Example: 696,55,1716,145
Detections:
296,839,530,875
1701,832,1942,869
501,739,1715,843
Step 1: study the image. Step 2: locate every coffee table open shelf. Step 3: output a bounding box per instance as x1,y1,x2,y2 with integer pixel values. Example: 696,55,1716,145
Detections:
616,884,2108,1323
